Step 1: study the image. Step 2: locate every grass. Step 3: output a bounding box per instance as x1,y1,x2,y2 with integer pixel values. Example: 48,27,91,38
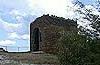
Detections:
0,52,59,64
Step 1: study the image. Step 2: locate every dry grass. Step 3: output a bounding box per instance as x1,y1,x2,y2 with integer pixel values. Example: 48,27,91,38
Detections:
1,52,59,64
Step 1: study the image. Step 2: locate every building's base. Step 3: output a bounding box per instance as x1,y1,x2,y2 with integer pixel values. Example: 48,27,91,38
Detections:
32,51,44,54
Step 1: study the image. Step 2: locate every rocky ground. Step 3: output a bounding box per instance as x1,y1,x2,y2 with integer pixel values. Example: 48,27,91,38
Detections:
0,51,58,65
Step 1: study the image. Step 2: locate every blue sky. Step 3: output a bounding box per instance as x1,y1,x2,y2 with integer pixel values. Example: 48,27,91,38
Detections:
0,0,97,52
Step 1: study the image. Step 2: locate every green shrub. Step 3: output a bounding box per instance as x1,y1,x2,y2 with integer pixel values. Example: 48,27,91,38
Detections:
56,32,100,65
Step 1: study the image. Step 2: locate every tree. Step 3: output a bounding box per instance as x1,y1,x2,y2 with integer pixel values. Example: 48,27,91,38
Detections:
57,32,100,65
72,0,100,39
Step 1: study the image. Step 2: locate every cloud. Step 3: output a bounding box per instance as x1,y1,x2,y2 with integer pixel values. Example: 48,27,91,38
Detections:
0,0,31,51
9,9,27,23
8,32,29,40
8,32,19,39
0,40,16,46
27,0,74,18
0,18,22,32
9,9,27,17
21,34,30,40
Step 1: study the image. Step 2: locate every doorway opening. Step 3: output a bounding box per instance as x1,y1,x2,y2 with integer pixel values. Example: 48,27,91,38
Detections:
33,28,40,51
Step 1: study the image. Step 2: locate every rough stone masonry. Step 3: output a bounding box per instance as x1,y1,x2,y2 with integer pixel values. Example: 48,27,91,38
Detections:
30,14,77,53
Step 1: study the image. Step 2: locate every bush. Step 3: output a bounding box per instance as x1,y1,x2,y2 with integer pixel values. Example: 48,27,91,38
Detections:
56,32,100,65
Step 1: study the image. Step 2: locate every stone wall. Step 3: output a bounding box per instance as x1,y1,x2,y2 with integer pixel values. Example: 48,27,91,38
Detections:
30,15,77,53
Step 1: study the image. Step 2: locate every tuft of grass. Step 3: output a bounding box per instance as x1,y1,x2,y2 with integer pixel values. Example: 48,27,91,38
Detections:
1,52,59,64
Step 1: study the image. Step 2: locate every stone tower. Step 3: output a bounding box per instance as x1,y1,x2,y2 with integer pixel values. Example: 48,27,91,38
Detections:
30,14,77,53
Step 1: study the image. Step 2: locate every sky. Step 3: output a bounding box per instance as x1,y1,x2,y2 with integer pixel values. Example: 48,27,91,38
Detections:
0,0,98,52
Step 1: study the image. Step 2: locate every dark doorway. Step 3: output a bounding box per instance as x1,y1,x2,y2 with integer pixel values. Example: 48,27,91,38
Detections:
33,28,40,51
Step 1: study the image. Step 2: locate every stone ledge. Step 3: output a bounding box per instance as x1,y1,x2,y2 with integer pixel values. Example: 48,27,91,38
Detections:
32,51,44,54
